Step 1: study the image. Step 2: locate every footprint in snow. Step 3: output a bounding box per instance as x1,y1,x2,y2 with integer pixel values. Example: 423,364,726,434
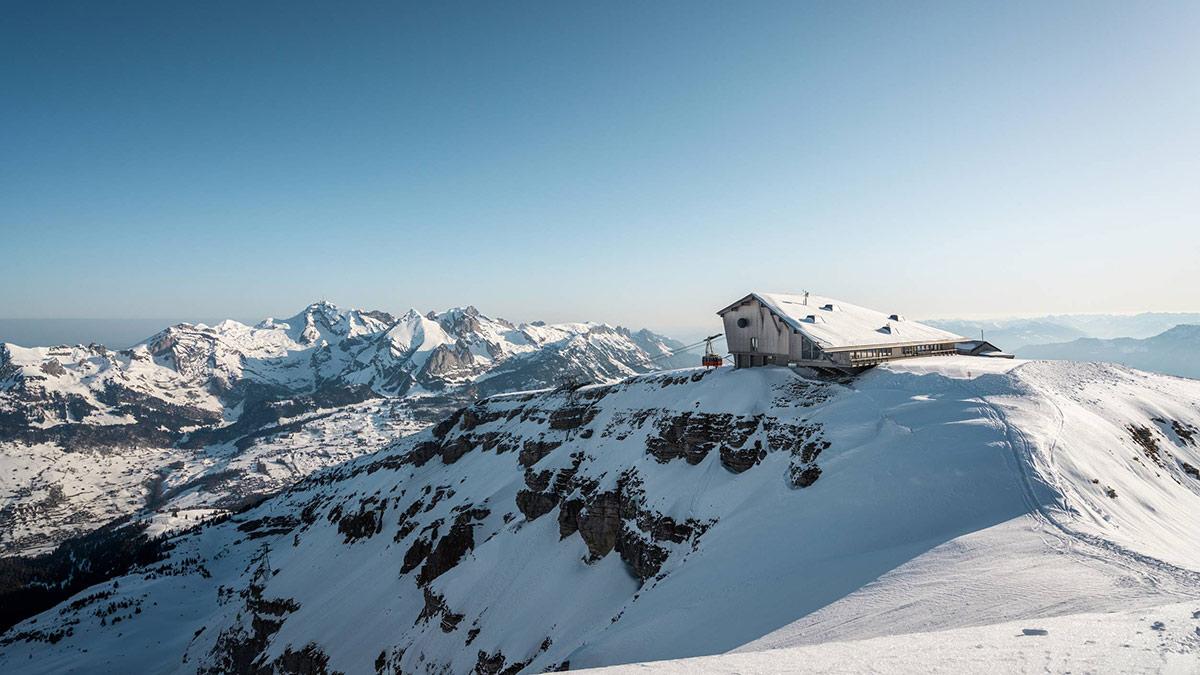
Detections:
1020,628,1048,636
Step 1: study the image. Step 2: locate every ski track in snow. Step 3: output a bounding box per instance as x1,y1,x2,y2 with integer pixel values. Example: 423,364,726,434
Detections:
718,358,1200,666
966,366,1200,597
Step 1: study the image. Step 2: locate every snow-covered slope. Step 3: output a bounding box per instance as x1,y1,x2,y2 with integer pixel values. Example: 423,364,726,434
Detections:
587,601,1200,674
0,302,686,556
3,357,1198,672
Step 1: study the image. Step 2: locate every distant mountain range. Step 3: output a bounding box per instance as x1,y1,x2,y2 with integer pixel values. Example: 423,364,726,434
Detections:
1018,325,1200,379
927,312,1200,351
0,302,690,557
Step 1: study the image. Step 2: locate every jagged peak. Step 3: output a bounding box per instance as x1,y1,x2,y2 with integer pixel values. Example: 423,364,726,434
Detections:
434,305,493,337
264,300,345,326
213,319,251,332
140,322,202,349
441,305,481,318
305,299,341,313
256,302,364,332
300,300,345,325
268,300,388,344
576,321,613,332
433,305,489,324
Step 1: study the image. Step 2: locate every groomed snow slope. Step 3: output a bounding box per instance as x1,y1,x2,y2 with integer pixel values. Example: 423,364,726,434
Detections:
1,357,1198,673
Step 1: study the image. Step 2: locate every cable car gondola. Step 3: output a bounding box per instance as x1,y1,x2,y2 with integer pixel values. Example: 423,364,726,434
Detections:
701,334,723,368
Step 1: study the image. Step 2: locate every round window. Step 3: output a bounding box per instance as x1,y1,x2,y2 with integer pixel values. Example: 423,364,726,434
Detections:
736,318,749,328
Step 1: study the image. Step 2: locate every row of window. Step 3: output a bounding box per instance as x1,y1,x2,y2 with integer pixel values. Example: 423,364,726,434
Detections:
748,331,954,363
901,343,956,356
849,348,893,360
848,343,956,362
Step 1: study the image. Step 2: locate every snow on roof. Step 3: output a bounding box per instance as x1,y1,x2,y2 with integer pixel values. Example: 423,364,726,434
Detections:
957,339,1001,350
721,292,967,350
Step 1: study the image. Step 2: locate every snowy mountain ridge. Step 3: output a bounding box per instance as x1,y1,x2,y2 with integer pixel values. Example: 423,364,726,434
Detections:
3,356,1198,672
0,302,688,558
0,300,686,444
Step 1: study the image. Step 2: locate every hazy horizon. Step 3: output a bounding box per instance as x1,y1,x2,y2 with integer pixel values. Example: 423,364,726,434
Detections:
4,304,1200,350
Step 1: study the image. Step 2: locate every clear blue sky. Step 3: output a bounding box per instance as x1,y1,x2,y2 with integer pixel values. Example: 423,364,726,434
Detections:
2,1,1198,338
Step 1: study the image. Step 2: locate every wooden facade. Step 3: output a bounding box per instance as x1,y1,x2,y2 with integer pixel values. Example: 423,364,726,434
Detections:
720,297,841,368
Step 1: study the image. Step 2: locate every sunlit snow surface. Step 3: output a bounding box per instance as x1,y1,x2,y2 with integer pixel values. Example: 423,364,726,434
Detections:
587,601,1200,674
2,357,1198,672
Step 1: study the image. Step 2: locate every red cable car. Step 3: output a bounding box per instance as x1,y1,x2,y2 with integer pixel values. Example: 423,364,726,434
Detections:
701,334,723,368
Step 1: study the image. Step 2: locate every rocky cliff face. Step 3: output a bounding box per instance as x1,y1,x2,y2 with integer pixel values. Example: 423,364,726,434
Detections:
5,359,1196,673
1,366,834,672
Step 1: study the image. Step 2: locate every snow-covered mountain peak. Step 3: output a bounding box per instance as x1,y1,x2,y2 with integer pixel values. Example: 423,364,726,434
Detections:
4,304,686,420
441,304,481,318
432,305,487,335
379,311,455,360
270,300,391,345
212,318,249,332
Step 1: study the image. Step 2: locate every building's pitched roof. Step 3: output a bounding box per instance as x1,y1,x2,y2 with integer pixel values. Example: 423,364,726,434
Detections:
956,340,1014,358
719,292,967,351
957,339,1002,352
